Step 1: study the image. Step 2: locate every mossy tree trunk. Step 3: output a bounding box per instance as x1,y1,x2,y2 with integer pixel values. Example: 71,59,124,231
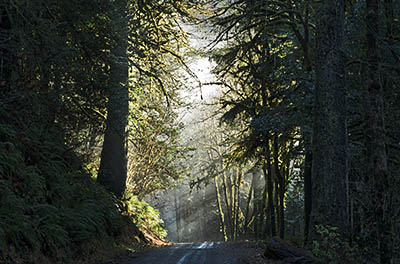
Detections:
310,0,349,240
97,1,129,198
273,136,285,239
215,174,227,241
233,167,242,241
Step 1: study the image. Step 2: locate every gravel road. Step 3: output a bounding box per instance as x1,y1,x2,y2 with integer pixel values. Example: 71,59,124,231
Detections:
127,242,248,264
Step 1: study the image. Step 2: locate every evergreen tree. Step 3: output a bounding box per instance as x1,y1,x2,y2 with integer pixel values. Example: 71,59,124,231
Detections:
97,1,129,198
309,0,349,240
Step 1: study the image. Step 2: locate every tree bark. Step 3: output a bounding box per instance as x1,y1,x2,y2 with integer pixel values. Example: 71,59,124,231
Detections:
264,139,276,238
227,169,235,235
303,150,312,244
233,167,242,241
222,170,234,239
215,174,227,241
174,187,181,242
232,168,238,240
302,126,313,245
310,0,349,240
244,170,256,236
365,0,393,262
273,136,285,239
253,169,263,240
97,1,129,198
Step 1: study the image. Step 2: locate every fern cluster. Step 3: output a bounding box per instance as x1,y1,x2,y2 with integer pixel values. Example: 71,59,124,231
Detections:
0,110,133,263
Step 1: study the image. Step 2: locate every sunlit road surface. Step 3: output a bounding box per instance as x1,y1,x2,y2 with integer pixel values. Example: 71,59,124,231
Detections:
129,242,242,264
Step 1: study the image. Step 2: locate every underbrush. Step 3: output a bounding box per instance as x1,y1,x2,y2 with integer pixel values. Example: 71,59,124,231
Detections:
0,103,166,263
122,195,167,240
311,225,366,264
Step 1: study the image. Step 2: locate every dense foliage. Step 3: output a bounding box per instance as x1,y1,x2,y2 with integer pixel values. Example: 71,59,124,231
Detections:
204,0,400,262
0,0,200,262
0,99,137,263
159,1,400,263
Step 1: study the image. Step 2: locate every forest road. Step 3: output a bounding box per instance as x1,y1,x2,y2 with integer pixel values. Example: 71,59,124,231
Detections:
128,242,248,264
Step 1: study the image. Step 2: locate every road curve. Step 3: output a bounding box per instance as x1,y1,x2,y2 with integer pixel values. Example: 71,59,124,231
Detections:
128,242,243,264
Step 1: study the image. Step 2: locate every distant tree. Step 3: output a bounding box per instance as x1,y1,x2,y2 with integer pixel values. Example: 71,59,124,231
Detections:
207,0,314,241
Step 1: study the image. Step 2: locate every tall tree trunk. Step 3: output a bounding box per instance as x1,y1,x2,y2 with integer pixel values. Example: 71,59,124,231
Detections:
302,126,313,245
365,0,393,262
253,195,260,240
199,187,206,241
97,1,129,198
274,179,279,235
261,182,268,236
264,140,276,238
215,175,227,241
279,167,285,240
253,169,263,240
174,187,181,242
244,171,256,236
232,168,238,241
222,170,234,239
234,167,243,240
273,136,285,239
310,0,349,240
227,169,235,233
303,148,313,245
